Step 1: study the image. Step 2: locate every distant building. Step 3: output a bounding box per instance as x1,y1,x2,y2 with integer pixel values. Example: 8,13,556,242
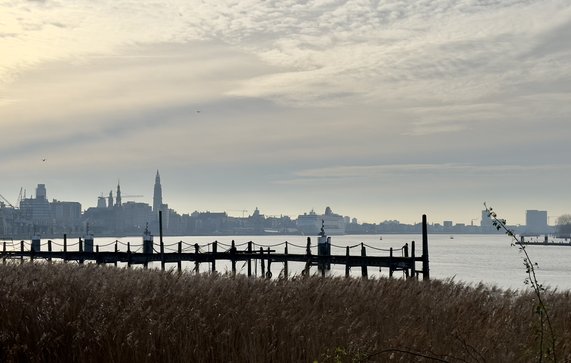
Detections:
115,182,122,207
97,196,107,208
525,210,548,236
19,184,53,233
153,170,163,214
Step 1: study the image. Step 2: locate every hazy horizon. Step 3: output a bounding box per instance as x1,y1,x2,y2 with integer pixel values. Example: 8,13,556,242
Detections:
2,1,570,226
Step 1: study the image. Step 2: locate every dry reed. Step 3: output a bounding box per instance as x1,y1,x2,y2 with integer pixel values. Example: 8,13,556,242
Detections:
0,262,569,362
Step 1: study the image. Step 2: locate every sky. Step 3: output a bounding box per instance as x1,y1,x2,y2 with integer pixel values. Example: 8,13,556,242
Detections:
1,0,570,225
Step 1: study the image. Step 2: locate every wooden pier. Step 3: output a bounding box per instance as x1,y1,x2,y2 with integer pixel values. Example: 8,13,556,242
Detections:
1,215,431,280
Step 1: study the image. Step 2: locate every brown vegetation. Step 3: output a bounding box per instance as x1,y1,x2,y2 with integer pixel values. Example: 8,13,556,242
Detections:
0,263,570,362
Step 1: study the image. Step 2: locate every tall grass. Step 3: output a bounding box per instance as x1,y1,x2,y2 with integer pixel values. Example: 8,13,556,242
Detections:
0,263,570,362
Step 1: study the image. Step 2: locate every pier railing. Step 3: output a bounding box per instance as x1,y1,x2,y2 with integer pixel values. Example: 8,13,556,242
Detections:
1,215,431,280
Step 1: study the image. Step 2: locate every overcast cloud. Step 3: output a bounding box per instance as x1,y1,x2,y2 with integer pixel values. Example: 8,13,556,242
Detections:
0,0,570,224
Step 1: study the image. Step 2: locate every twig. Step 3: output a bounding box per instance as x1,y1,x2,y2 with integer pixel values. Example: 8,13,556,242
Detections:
484,203,557,363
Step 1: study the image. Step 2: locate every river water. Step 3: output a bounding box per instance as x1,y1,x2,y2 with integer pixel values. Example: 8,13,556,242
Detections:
5,234,571,292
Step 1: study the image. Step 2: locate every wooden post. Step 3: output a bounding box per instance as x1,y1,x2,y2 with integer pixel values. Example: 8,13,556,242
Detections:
194,243,200,274
178,241,182,273
260,247,265,277
247,242,252,277
389,247,394,278
422,214,430,280
345,246,350,277
160,241,165,271
30,240,34,263
411,241,416,278
47,240,52,263
212,241,217,273
284,242,289,279
303,237,311,276
114,241,118,267
266,247,272,279
96,245,101,265
231,240,236,276
403,243,409,278
361,243,368,279
2,241,6,264
78,238,84,265
20,240,24,264
63,234,67,263
127,242,131,268
159,210,165,271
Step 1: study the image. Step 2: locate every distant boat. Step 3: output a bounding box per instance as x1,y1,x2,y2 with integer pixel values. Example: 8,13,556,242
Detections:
379,236,383,240
296,207,346,235
517,234,571,246
450,236,454,239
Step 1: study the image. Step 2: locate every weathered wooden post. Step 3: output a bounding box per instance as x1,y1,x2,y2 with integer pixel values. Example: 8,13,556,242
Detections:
266,246,272,279
194,243,200,274
178,241,182,273
84,230,94,253
260,247,265,277
247,241,253,277
114,241,118,267
20,240,24,264
30,239,35,263
159,211,164,271
411,241,416,278
31,234,40,253
361,243,368,279
127,242,132,268
303,237,312,276
2,241,6,264
160,240,165,271
389,247,394,278
78,238,84,265
422,214,430,280
230,240,237,276
284,242,289,278
345,246,350,277
47,240,52,263
212,241,217,273
63,234,68,263
403,243,409,278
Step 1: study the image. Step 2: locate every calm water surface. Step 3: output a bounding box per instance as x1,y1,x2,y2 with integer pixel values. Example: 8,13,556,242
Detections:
8,234,571,291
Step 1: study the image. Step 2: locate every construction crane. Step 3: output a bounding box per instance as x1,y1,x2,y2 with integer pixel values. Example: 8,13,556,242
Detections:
0,193,15,209
229,209,249,218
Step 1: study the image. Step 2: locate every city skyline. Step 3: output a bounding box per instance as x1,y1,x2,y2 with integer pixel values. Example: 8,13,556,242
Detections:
2,174,563,228
1,1,570,225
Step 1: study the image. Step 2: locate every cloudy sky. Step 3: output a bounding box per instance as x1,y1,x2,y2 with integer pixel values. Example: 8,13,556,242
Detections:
1,0,570,225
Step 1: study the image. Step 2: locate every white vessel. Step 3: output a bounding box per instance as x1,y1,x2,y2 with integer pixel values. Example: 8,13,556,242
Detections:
296,207,346,235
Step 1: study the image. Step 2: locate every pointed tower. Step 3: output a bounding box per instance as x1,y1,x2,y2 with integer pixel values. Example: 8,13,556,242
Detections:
116,181,122,207
153,170,163,213
108,191,113,209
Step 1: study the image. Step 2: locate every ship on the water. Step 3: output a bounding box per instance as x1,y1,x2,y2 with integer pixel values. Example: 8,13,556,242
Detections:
296,207,346,235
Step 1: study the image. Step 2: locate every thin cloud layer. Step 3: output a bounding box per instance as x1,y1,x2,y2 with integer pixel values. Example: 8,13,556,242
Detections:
0,0,570,223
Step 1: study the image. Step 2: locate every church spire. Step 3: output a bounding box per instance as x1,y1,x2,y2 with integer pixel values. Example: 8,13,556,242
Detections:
116,180,122,207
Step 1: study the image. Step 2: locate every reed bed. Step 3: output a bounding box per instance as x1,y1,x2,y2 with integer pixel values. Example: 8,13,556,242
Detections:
0,262,569,362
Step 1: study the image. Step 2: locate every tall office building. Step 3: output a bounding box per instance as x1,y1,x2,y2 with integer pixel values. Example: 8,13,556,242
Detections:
525,210,548,236
153,170,163,214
